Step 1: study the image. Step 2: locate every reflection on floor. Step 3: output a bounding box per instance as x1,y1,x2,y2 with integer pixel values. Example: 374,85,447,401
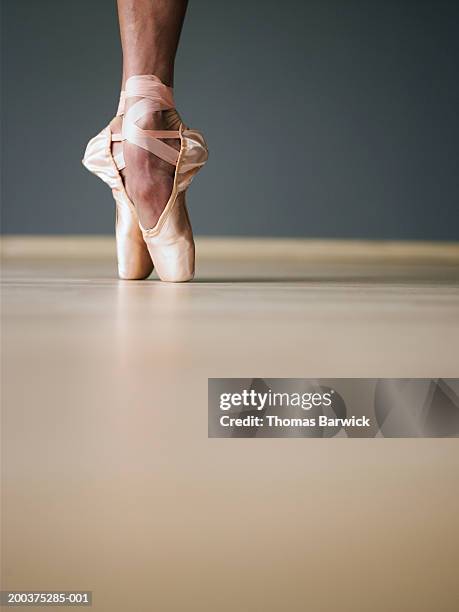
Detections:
2,237,459,612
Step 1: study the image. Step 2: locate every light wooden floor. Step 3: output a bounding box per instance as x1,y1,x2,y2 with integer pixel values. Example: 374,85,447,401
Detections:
2,237,459,612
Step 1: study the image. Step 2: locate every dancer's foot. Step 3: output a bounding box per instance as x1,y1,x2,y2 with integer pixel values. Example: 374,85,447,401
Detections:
83,108,154,281
118,74,207,282
122,106,182,229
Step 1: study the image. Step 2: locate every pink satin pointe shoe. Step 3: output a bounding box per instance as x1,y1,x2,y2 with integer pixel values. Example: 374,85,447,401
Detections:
82,93,154,280
122,74,208,282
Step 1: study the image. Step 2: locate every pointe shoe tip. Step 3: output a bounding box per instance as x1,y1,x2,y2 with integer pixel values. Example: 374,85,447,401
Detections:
157,271,194,283
118,269,153,281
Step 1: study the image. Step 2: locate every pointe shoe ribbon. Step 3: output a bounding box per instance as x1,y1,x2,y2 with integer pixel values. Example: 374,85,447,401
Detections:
123,75,180,166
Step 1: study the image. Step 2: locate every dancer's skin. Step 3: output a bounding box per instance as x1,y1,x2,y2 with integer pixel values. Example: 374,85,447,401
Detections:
112,0,188,229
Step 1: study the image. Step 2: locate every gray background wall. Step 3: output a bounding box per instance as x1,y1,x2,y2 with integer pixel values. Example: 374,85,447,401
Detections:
2,0,458,239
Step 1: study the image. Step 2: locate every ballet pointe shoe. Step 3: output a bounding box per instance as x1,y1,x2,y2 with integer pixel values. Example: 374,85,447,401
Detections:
82,93,154,280
122,75,208,282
